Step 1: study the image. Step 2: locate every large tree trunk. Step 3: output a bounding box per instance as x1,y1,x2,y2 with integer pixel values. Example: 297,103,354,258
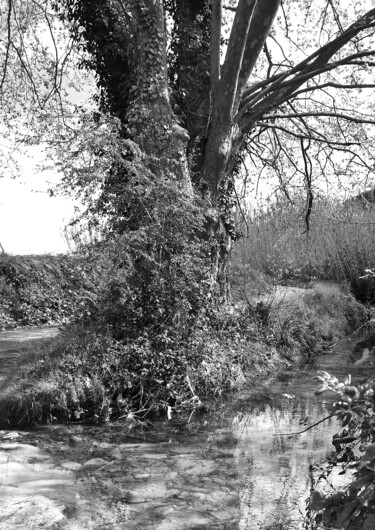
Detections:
173,0,211,185
200,0,281,299
127,0,191,190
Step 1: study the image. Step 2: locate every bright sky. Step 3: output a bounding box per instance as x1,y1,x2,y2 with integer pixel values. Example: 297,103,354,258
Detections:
0,10,95,256
0,157,75,255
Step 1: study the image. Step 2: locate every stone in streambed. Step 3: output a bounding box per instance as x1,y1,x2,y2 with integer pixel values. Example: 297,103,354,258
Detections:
61,462,83,471
1,432,22,440
83,458,108,467
110,447,122,460
69,435,83,445
0,496,66,529
0,443,50,461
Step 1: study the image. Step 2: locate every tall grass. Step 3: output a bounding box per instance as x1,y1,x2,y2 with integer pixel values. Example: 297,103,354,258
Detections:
235,196,375,302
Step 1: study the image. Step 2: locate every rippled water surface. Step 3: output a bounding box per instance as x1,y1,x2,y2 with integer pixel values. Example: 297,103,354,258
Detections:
0,328,374,529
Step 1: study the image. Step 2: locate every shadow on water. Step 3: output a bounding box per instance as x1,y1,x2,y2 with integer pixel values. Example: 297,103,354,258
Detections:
0,328,375,529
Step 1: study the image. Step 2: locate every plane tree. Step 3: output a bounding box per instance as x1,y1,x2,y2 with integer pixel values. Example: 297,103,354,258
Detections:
2,0,375,290
3,0,375,441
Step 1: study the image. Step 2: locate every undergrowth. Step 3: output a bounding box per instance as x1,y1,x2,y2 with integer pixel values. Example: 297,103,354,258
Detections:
0,155,369,428
0,304,278,426
0,254,98,328
0,281,366,427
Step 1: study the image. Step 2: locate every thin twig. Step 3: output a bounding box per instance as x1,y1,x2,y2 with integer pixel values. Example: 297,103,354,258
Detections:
275,413,336,436
0,0,13,92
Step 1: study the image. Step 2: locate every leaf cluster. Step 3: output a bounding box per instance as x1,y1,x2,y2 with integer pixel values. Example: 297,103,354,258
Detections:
52,0,135,124
310,370,375,528
0,254,97,328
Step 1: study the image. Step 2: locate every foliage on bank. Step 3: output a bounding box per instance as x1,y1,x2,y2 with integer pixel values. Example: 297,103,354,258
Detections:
309,368,375,529
0,254,97,329
0,277,367,428
0,304,272,426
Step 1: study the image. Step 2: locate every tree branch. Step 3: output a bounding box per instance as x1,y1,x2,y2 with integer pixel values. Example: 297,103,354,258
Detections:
300,137,313,232
217,0,257,123
236,8,375,134
260,111,375,125
236,0,281,98
0,0,12,93
275,413,336,436
238,50,375,123
261,123,360,147
210,0,222,96
41,2,60,106
291,82,375,99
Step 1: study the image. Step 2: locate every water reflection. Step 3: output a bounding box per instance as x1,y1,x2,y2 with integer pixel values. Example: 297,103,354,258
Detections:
235,398,338,529
1,328,375,528
233,337,375,530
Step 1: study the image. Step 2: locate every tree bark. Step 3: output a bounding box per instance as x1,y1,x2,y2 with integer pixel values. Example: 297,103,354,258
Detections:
201,0,281,298
173,0,211,185
127,0,191,190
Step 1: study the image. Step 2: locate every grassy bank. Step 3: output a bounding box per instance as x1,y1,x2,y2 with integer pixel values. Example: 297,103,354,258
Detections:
0,279,366,428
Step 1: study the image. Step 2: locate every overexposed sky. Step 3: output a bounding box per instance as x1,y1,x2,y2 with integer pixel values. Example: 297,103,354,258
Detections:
0,155,75,255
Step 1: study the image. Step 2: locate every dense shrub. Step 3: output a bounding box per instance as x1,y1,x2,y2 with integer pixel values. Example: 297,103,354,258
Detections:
0,305,277,426
0,254,98,328
0,140,219,424
3,279,366,427
308,370,375,529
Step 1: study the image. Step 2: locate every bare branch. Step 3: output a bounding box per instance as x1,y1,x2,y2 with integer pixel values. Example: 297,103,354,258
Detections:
328,0,344,34
300,137,313,232
0,0,12,93
292,82,375,99
260,111,375,125
238,50,375,123
261,123,360,147
275,413,336,436
41,2,60,105
263,42,273,79
236,8,375,134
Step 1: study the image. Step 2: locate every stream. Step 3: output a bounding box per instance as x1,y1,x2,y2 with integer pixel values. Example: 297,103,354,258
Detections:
0,327,374,529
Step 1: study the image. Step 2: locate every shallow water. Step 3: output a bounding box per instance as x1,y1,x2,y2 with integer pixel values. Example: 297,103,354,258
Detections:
0,328,374,529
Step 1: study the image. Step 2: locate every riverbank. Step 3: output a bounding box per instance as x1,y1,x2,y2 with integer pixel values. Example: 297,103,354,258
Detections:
1,324,374,529
0,281,367,429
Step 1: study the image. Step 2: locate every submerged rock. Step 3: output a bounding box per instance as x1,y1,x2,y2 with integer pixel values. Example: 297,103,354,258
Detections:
83,458,108,467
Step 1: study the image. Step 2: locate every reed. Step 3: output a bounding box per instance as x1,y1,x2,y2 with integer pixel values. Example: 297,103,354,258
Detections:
235,196,375,302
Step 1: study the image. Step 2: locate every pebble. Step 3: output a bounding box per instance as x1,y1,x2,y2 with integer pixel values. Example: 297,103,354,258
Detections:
69,435,83,444
110,447,122,460
83,457,109,467
61,461,83,471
